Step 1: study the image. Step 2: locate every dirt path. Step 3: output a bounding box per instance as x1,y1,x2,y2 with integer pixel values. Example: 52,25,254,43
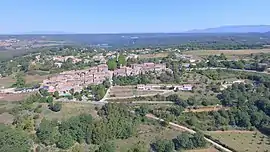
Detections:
207,130,256,134
145,114,233,152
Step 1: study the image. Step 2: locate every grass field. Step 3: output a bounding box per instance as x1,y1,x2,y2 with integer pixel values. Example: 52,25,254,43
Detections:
206,131,270,152
139,52,169,59
185,148,218,152
0,74,49,88
0,101,19,124
184,49,270,56
0,93,30,101
110,86,163,98
114,124,181,152
41,102,100,121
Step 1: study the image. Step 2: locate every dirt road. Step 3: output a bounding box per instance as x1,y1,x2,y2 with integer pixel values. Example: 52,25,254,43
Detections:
145,114,233,152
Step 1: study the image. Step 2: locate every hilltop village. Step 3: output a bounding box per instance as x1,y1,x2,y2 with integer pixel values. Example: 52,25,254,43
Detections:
42,62,168,95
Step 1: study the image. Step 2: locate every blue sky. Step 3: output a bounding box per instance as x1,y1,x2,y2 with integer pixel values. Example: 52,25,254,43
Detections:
0,0,269,34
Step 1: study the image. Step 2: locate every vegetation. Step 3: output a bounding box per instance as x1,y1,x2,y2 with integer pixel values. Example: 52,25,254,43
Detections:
113,74,151,85
151,132,207,152
0,124,31,152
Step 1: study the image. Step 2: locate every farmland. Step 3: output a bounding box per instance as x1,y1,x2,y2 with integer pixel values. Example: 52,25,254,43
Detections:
184,49,270,56
109,86,164,98
206,131,270,152
139,52,169,59
0,74,50,88
0,93,30,102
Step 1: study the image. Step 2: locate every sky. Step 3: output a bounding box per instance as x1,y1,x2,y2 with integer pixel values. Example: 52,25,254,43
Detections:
0,0,270,34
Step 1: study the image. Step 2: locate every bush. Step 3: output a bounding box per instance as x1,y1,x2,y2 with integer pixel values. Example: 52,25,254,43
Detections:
33,114,40,119
49,102,62,112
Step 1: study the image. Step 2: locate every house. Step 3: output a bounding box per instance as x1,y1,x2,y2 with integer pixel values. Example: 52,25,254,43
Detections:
54,62,63,68
174,84,193,91
97,64,108,72
137,84,152,90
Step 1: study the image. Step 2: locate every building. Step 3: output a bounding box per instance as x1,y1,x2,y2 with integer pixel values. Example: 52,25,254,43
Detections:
174,84,193,91
42,64,110,94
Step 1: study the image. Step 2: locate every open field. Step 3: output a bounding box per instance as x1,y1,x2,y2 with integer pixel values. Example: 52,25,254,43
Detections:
206,131,270,152
184,106,229,113
114,124,214,152
185,148,218,152
0,93,30,101
41,102,100,121
0,74,49,88
139,52,169,59
184,49,270,56
0,101,19,124
109,86,163,98
0,112,14,124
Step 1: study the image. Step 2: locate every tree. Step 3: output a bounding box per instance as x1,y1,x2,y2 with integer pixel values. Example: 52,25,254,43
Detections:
135,105,149,116
69,88,75,96
187,116,197,126
53,91,60,99
0,124,31,152
174,132,206,150
152,139,174,152
96,142,116,152
12,74,26,88
39,88,50,96
46,96,53,103
192,132,207,148
36,119,59,146
107,59,117,70
49,102,62,112
118,54,127,66
127,141,147,152
59,114,93,144
57,131,74,149
174,132,192,150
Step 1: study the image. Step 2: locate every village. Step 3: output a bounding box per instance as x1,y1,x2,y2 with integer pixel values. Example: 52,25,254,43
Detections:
41,61,171,96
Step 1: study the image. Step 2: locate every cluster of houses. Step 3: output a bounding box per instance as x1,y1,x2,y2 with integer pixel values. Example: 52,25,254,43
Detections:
42,64,111,95
53,56,82,63
113,63,167,77
42,62,168,95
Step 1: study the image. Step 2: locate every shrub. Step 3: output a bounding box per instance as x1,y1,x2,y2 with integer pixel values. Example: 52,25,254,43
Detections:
49,102,62,112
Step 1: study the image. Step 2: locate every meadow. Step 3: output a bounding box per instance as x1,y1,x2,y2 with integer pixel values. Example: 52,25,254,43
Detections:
206,131,270,152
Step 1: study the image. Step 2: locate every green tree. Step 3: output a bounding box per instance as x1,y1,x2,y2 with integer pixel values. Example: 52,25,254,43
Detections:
0,124,31,152
152,139,174,152
49,102,62,112
96,142,116,152
36,119,59,145
57,131,74,149
118,54,127,66
53,91,60,99
12,74,26,88
107,59,117,70
46,96,53,103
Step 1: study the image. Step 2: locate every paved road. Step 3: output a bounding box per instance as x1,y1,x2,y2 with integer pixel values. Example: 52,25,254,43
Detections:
145,114,233,152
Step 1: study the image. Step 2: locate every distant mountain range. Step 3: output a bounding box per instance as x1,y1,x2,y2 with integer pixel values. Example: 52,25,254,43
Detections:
186,25,270,33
